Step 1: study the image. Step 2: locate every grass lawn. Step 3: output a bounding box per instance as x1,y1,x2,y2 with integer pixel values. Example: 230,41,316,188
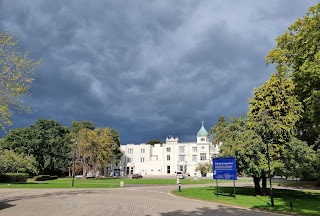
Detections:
0,177,231,189
171,186,320,216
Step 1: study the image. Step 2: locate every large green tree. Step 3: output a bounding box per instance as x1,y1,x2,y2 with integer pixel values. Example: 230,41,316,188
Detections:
1,119,70,175
0,31,40,130
0,148,38,175
266,3,320,151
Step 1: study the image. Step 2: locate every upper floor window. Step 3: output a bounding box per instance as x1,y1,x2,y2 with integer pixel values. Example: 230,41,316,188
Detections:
167,155,171,161
166,147,171,152
192,155,197,162
128,148,133,154
192,147,197,152
201,138,205,141
200,153,206,161
141,148,145,154
179,155,185,161
140,157,145,163
179,146,185,154
127,157,133,163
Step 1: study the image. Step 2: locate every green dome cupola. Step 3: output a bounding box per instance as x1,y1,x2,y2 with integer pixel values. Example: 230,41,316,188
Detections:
197,121,208,136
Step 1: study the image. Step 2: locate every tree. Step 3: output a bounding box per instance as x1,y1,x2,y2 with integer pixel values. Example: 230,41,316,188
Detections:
246,72,303,195
0,148,38,175
71,120,94,133
195,162,211,177
0,31,41,130
266,3,320,151
74,127,121,177
1,119,71,175
146,139,162,145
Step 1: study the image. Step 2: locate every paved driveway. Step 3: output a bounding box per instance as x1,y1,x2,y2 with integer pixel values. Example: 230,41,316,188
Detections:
0,185,284,216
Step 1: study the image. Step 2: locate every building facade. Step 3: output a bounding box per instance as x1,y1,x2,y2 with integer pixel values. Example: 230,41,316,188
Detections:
105,122,221,177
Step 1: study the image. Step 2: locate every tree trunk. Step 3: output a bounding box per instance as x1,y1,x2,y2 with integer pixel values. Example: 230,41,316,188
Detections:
253,176,262,196
261,176,267,196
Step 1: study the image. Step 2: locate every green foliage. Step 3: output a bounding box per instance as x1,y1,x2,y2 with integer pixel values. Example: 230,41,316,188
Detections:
266,3,320,151
72,127,121,176
1,119,70,175
0,31,41,129
247,72,303,144
195,162,212,176
33,175,58,181
0,173,28,183
0,149,38,175
146,139,162,145
71,120,94,133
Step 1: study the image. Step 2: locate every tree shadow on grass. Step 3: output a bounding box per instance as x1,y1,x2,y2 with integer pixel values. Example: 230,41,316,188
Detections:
204,186,320,216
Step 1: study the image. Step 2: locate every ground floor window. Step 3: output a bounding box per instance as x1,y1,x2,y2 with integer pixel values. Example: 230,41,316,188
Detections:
131,167,134,174
126,167,130,175
167,166,170,174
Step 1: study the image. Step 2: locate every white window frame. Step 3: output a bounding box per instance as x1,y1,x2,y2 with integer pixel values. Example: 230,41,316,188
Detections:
200,153,206,161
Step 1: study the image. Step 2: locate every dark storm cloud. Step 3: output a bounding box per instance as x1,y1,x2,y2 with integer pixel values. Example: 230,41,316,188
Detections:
0,0,318,143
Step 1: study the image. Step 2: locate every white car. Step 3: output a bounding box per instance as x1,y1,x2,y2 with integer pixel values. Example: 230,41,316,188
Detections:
176,171,186,179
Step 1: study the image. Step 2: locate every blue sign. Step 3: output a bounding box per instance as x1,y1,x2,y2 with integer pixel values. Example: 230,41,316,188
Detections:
213,157,237,180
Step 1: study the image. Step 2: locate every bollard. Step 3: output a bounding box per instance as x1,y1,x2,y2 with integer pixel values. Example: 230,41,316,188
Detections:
176,177,180,184
120,181,124,187
178,183,181,192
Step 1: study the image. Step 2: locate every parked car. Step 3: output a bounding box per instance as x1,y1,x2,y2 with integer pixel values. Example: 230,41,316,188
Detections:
176,171,186,179
132,173,143,179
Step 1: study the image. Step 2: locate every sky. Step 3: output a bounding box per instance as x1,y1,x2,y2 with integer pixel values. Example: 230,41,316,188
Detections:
0,0,318,144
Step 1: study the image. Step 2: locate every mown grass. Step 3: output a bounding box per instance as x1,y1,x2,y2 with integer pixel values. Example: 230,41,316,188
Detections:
0,177,229,188
172,186,320,216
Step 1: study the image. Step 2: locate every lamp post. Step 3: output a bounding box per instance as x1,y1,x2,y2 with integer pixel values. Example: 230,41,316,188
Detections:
262,110,274,207
71,150,76,188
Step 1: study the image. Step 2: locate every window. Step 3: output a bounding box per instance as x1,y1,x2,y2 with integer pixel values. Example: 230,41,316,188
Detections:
179,146,185,154
201,138,205,141
179,155,185,161
126,167,129,175
200,153,206,161
192,155,197,162
140,157,145,162
167,155,170,161
131,167,133,174
141,148,145,154
167,166,170,174
128,148,133,154
166,147,171,152
127,157,133,163
192,147,197,152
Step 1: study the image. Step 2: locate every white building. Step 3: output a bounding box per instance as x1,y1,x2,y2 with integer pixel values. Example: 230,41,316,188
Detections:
105,122,221,177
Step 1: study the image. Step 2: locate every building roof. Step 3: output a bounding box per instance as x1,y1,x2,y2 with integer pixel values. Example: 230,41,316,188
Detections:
197,121,208,136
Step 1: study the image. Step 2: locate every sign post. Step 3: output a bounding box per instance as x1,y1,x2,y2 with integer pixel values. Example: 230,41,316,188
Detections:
212,157,237,198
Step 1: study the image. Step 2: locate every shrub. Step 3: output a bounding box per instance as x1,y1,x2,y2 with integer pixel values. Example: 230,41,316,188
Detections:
33,175,58,181
0,173,28,183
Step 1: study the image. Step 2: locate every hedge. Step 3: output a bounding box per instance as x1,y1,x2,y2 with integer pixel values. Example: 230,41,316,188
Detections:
0,173,28,183
33,175,58,181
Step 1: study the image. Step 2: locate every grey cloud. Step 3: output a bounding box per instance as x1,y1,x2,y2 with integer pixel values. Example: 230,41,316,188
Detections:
0,0,318,143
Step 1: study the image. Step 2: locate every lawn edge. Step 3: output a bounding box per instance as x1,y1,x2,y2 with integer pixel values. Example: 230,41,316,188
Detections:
168,190,302,216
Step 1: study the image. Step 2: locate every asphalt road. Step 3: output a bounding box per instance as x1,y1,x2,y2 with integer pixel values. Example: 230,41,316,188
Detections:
0,184,285,216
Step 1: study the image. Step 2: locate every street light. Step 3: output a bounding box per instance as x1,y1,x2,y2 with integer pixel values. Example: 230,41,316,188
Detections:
262,110,274,207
